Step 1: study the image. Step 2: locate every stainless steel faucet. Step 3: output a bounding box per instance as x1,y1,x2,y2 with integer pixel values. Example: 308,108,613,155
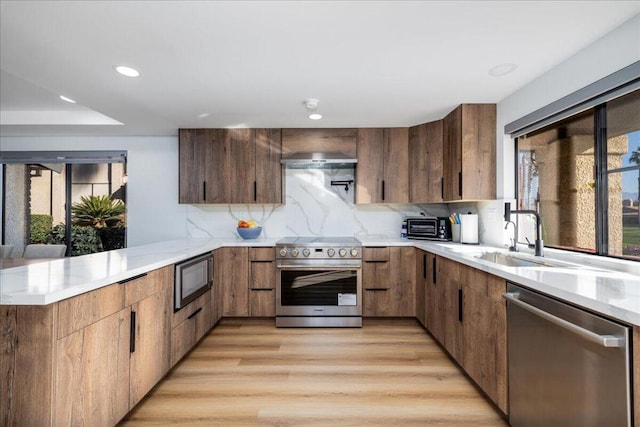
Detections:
504,220,518,252
504,202,544,257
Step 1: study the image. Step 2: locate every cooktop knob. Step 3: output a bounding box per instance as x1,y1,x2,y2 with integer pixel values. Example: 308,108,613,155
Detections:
291,249,299,257
350,248,359,257
327,249,335,257
302,249,311,257
279,248,288,257
338,249,347,257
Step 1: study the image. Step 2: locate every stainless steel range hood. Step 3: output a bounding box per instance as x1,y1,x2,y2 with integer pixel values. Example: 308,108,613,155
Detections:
281,152,357,169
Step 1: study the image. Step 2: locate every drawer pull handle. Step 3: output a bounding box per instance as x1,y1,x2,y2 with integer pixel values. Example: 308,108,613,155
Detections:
188,307,203,319
118,273,147,285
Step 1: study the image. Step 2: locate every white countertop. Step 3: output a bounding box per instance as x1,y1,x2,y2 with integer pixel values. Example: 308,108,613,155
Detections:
2,236,639,327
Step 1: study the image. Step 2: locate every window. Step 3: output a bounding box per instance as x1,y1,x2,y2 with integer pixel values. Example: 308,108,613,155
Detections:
2,151,127,257
516,89,639,260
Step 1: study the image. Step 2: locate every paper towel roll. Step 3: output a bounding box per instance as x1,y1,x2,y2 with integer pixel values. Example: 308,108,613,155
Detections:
460,214,479,244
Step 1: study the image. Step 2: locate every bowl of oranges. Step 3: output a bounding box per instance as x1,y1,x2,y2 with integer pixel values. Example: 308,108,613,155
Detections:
236,220,262,239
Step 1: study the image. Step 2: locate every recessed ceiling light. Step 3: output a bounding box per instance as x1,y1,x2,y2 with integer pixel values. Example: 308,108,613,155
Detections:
197,112,210,119
115,65,140,77
489,63,518,77
59,95,76,103
308,113,322,120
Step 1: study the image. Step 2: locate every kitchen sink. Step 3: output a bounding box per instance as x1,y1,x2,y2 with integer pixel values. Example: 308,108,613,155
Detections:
476,252,562,268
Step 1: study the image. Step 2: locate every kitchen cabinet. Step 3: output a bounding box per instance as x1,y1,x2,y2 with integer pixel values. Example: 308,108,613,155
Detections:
356,128,409,204
124,269,173,407
415,248,428,327
249,247,276,317
171,289,212,366
1,266,173,426
428,256,507,414
362,246,415,317
179,128,282,204
218,246,250,317
409,120,444,203
424,252,439,334
442,104,496,201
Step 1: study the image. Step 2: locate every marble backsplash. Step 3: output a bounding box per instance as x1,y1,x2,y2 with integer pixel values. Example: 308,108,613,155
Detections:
186,168,450,240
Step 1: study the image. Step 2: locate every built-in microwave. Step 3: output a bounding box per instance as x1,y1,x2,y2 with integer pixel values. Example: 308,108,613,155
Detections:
406,217,452,241
174,252,213,311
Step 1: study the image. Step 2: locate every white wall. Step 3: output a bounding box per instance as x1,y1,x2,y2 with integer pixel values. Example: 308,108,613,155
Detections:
497,14,640,200
0,136,187,247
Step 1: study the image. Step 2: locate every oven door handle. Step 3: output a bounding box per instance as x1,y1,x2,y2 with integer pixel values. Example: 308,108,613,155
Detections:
277,263,362,269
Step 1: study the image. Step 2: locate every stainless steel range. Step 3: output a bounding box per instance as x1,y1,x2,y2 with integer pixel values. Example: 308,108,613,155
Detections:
276,237,362,327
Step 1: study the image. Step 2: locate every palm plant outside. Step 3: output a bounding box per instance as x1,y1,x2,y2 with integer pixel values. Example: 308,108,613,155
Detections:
71,195,126,228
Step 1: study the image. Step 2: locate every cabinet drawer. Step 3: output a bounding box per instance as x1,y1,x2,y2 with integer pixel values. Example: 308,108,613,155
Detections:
172,289,210,328
363,247,389,262
250,247,275,261
171,291,211,366
171,314,196,365
249,288,275,317
125,266,173,307
57,284,125,339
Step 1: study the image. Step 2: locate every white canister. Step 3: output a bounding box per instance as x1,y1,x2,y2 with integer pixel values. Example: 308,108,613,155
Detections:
459,213,479,244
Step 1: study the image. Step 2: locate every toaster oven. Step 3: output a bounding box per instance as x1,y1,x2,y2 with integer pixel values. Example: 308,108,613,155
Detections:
406,217,452,241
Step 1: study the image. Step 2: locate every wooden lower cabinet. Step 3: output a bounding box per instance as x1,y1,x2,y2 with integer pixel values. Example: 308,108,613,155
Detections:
55,308,131,425
171,290,212,366
428,255,508,414
0,266,173,426
415,249,427,327
218,246,250,317
249,247,276,317
363,246,415,317
462,273,507,413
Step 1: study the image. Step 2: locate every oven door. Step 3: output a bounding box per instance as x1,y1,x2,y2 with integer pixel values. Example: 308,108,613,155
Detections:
277,265,362,317
406,218,438,239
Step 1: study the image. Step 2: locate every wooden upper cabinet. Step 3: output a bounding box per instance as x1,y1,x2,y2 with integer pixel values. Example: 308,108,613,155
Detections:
227,128,255,204
443,104,496,201
255,129,282,204
356,128,409,204
178,129,209,204
179,128,282,204
409,120,444,203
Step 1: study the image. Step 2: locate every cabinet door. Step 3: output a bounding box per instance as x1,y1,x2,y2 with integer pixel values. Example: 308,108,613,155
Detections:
460,104,496,200
55,308,130,426
385,247,415,316
442,276,463,363
462,274,507,413
129,289,171,407
227,129,256,204
425,253,439,333
356,128,384,203
409,121,444,203
443,106,462,201
415,249,427,327
255,129,282,204
179,129,208,204
382,128,409,203
219,247,249,317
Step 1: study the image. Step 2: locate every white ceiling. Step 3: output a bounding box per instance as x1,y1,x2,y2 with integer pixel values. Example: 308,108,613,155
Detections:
1,1,638,137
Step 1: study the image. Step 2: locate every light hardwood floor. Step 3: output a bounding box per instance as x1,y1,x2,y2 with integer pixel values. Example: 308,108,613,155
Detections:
121,319,508,426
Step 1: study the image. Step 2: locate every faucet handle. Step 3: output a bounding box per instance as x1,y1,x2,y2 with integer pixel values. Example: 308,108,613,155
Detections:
525,237,535,249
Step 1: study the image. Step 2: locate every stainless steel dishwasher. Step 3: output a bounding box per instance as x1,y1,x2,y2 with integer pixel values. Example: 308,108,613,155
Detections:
504,283,631,427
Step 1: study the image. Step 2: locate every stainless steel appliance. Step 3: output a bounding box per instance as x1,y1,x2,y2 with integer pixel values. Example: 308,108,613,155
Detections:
276,237,362,327
504,283,631,427
174,252,213,311
406,217,451,241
